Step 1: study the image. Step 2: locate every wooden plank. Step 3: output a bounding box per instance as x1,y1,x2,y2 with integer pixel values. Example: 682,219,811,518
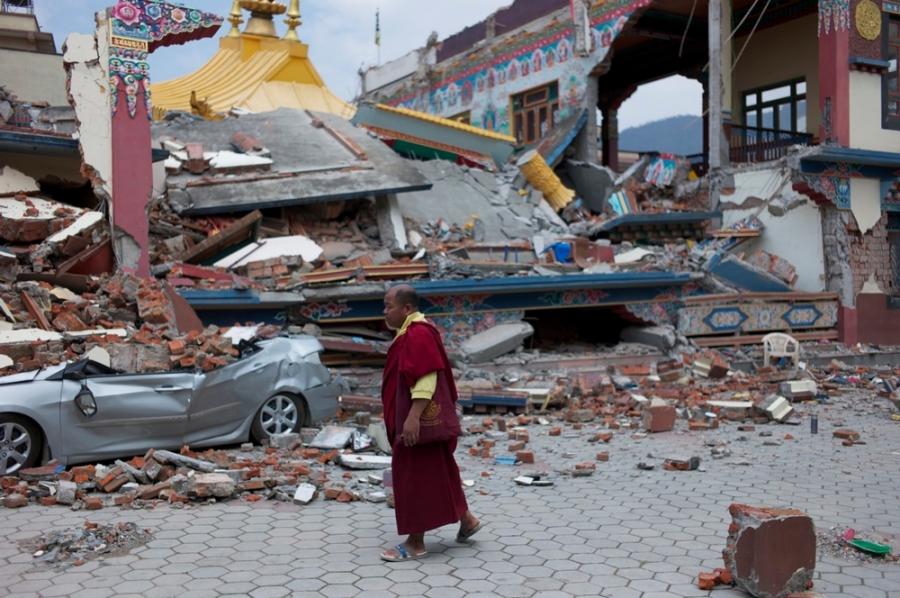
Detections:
682,292,839,305
692,330,838,347
180,210,262,265
20,291,52,331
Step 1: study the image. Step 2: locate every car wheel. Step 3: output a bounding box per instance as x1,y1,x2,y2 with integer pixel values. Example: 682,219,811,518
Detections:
251,394,306,442
0,416,41,476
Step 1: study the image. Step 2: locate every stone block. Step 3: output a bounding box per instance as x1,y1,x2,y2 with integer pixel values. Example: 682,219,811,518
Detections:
57,480,77,505
190,473,236,498
458,322,534,363
270,432,300,450
621,325,677,353
723,503,816,598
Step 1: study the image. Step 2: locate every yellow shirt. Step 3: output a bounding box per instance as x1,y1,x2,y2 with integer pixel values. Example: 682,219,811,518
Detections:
396,311,437,400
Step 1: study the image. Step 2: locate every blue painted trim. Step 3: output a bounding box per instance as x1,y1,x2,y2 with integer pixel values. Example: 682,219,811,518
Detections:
803,146,900,169
0,130,169,162
458,395,528,408
597,211,721,232
410,272,695,295
545,110,588,167
849,56,891,70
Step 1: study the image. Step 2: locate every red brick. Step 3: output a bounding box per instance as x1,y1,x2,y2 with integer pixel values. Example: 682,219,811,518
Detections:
591,432,613,443
548,427,562,436
697,573,718,590
39,496,57,506
507,441,526,452
516,451,535,464
114,495,134,507
83,496,103,510
239,479,266,491
596,452,609,462
167,339,186,355
833,428,859,441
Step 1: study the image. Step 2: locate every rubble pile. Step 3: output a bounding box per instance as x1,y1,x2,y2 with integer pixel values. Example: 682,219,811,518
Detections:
20,520,153,569
1,426,394,511
0,85,77,134
0,273,280,375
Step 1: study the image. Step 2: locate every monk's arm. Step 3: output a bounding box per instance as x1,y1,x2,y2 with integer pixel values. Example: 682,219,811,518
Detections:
410,372,437,400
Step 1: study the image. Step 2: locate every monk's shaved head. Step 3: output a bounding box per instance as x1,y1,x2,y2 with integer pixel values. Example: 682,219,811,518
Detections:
389,284,419,310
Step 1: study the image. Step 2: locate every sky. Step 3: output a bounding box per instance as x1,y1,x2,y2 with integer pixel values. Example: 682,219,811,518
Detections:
35,0,701,130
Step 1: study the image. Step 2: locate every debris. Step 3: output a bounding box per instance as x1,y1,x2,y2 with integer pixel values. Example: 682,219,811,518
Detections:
458,322,534,364
780,380,817,401
20,521,153,569
339,454,392,470
293,483,318,505
643,399,676,433
759,395,793,423
723,504,816,598
309,426,356,449
663,456,701,471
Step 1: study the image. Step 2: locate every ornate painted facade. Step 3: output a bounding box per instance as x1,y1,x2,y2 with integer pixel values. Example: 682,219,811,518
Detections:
377,0,651,137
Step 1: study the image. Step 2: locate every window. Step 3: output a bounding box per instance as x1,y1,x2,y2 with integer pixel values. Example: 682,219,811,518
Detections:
449,111,471,125
743,79,807,133
511,82,559,144
885,16,900,128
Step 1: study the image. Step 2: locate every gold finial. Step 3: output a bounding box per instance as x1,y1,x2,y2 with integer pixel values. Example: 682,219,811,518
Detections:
240,0,286,37
284,0,301,41
227,0,243,37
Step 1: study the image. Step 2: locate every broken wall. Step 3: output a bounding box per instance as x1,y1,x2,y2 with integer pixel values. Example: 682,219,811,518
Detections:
722,168,826,292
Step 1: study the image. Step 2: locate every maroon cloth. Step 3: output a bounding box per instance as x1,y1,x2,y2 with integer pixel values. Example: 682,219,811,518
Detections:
382,320,468,535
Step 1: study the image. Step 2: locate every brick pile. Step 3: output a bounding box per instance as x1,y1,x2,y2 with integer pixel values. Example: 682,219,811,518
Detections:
0,273,280,375
1,434,386,510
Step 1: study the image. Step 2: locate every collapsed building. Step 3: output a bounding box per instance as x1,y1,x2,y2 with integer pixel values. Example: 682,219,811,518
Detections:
2,0,900,399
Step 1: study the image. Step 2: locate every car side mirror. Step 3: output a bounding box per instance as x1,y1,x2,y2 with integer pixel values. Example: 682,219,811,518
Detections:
75,382,97,417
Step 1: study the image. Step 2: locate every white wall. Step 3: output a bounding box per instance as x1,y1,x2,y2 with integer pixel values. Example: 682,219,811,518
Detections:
721,169,826,292
849,70,900,152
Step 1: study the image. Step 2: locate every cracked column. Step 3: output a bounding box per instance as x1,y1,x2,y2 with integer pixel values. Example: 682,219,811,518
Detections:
64,1,222,277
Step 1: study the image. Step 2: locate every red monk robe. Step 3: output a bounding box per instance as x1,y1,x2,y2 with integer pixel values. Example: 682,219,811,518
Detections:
382,318,469,535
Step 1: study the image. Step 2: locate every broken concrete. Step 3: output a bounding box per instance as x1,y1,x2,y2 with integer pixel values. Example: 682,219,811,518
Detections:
458,322,534,364
723,503,816,598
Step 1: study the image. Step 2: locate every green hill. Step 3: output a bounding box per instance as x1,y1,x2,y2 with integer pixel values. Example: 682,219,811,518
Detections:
619,114,702,156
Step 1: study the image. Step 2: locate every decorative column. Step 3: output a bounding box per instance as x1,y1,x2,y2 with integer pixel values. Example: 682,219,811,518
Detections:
598,86,636,172
66,1,222,278
818,0,851,145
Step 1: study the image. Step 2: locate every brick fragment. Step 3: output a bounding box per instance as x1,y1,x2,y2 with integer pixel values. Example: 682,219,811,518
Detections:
596,452,609,462
697,573,717,590
548,427,561,436
516,451,535,464
833,428,859,441
84,496,103,510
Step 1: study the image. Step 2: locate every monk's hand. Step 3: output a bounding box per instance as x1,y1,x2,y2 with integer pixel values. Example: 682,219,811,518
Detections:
402,415,420,446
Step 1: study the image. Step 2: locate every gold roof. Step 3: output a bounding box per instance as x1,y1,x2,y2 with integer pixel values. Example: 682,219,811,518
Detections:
150,1,353,119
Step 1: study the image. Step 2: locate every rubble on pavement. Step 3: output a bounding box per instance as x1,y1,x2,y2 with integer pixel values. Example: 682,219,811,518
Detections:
19,520,153,569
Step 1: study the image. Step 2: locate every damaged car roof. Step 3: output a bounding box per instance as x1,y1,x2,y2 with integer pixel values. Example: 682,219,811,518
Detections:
154,108,433,216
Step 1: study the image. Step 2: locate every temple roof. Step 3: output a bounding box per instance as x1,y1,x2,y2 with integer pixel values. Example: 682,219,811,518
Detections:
150,1,353,119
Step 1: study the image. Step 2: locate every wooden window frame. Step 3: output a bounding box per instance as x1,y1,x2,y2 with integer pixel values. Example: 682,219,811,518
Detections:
742,78,807,134
883,12,900,130
511,81,559,145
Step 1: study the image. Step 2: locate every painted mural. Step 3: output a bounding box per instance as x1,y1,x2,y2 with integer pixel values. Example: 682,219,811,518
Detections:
677,299,838,336
107,0,222,118
818,0,851,35
382,0,652,137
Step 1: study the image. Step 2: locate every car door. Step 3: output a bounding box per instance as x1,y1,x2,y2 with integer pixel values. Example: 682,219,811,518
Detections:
61,372,197,462
185,348,280,444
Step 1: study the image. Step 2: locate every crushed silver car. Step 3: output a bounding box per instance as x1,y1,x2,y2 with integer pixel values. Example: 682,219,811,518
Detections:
0,335,341,474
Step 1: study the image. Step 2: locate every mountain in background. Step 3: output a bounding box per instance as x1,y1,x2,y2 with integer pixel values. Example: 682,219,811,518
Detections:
618,114,703,156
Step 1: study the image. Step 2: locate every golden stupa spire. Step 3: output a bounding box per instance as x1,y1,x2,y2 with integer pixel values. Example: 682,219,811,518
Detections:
227,0,243,37
240,0,286,38
283,0,301,41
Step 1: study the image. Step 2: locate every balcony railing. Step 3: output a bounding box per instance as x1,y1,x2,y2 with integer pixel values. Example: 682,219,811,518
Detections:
729,124,814,163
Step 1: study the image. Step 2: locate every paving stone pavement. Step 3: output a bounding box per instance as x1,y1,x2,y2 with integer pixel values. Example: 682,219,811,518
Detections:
2,398,899,597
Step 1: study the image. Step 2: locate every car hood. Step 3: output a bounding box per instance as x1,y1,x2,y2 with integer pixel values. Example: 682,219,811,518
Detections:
0,363,66,385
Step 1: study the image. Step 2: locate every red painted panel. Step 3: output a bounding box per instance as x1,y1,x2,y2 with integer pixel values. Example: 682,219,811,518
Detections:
818,27,850,145
110,81,152,277
855,294,900,345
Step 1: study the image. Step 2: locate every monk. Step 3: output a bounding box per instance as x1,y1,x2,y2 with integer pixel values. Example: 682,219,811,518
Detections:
379,284,482,562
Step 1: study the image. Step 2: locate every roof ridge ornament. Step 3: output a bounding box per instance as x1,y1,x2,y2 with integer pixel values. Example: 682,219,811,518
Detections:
227,0,243,37
283,0,301,42
240,0,285,38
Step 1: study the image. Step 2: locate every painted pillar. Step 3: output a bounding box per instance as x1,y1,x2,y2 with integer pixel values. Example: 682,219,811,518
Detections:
817,0,851,145
600,107,618,171
575,75,599,164
105,0,222,276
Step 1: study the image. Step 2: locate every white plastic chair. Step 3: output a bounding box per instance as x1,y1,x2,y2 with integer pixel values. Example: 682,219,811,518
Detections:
762,332,800,367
